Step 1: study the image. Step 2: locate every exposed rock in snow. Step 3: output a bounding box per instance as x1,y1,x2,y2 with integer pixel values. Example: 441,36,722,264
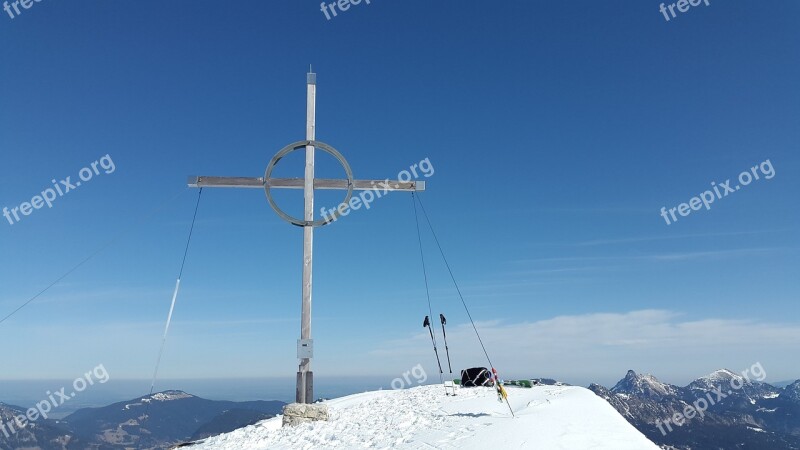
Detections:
192,384,659,449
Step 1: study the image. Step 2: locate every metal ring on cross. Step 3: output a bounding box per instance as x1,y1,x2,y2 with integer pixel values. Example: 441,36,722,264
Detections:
264,140,354,228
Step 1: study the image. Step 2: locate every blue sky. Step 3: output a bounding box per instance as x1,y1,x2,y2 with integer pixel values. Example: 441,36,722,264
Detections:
1,1,798,389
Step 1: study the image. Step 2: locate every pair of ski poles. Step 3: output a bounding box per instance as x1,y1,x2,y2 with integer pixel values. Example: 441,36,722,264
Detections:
423,314,452,374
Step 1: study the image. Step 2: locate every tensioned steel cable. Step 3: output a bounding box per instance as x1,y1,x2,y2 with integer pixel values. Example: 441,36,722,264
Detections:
148,187,203,394
413,193,515,417
0,188,190,326
412,193,445,387
139,187,203,446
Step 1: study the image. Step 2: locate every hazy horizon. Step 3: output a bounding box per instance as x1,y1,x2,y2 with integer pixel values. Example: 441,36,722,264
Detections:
3,369,797,412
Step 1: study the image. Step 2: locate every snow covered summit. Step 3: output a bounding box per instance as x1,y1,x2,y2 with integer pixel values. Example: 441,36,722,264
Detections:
611,370,679,398
193,384,659,449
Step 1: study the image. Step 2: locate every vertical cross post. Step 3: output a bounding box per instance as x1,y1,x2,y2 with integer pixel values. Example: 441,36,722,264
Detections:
298,71,316,404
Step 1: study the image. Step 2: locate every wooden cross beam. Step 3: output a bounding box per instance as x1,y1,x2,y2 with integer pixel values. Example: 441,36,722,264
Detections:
188,176,424,192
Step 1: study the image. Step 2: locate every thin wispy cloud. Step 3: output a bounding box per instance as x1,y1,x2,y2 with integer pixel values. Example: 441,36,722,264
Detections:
574,229,790,247
522,206,654,214
517,247,789,265
362,310,800,386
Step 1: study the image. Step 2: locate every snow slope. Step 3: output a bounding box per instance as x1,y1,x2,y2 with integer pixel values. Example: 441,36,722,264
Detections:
193,384,659,449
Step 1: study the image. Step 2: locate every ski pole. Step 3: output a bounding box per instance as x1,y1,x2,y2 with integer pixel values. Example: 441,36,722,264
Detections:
439,314,453,373
423,316,443,374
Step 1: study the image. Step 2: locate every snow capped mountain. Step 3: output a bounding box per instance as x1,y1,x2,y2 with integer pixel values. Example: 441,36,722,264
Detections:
686,369,781,408
193,384,659,449
611,370,680,398
691,368,745,387
592,372,691,431
782,380,800,402
591,370,800,450
687,368,754,393
62,390,284,448
0,402,72,450
123,390,196,409
145,390,194,402
0,390,285,449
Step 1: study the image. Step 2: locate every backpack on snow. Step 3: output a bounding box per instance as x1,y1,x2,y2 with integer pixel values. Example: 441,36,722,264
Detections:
460,367,493,387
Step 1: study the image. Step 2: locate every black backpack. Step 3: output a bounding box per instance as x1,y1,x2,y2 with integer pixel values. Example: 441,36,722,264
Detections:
460,367,493,387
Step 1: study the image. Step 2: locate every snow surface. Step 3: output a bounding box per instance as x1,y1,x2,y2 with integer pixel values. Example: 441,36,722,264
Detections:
194,384,659,449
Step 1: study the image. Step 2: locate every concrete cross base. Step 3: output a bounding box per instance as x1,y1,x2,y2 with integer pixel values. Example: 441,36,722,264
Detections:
281,403,330,427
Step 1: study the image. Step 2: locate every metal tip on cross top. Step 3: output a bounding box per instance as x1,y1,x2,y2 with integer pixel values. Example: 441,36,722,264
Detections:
307,65,316,85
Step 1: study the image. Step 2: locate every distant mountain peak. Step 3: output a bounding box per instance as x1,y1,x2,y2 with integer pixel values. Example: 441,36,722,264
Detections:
48,391,285,449
611,370,677,397
688,368,755,392
699,368,743,383
142,390,194,403
592,369,800,450
782,380,800,401
121,391,197,411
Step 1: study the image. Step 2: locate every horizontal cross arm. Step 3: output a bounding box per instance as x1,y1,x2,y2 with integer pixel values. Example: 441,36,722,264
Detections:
270,178,426,192
188,176,425,191
188,176,264,188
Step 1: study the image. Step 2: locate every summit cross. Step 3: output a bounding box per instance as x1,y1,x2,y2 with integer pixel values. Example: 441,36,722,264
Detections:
188,70,425,403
